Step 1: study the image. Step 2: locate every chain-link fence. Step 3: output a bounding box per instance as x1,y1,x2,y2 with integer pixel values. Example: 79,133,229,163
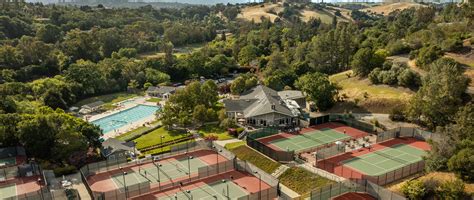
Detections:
309,179,406,200
236,186,278,200
318,159,425,186
4,187,52,200
315,142,346,160
376,127,440,143
246,137,295,162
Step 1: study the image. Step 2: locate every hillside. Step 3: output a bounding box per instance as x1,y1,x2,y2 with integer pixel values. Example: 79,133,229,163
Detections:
237,3,345,23
328,70,414,113
361,2,426,15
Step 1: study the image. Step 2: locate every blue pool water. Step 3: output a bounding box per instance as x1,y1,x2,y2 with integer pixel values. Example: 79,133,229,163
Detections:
91,105,160,134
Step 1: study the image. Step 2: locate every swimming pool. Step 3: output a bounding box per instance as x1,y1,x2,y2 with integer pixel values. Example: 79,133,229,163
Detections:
91,105,160,134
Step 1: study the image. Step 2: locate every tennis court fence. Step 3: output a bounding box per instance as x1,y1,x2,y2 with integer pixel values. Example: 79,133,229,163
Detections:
3,187,52,200
376,127,441,143
80,140,212,177
95,160,235,200
308,179,406,200
246,136,295,162
309,114,376,134
315,142,346,160
318,159,425,186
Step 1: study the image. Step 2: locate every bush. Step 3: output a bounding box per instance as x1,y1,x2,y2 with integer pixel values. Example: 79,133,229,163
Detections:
389,105,406,121
387,40,411,55
415,45,443,69
236,127,245,134
400,179,427,200
436,179,465,200
441,38,463,52
53,165,77,177
368,68,382,84
447,148,474,181
381,70,398,85
398,69,421,88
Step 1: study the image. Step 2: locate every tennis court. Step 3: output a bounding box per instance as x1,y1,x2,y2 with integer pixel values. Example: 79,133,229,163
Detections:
268,128,351,152
0,157,16,166
158,179,248,200
341,144,427,176
111,156,209,190
0,183,17,199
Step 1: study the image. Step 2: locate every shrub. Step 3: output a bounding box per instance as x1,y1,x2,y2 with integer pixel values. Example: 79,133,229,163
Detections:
415,45,443,69
397,69,421,88
368,68,382,84
389,105,406,121
236,127,245,134
387,40,411,55
400,179,426,200
381,71,397,85
447,148,474,181
53,165,77,177
441,38,463,52
436,179,465,200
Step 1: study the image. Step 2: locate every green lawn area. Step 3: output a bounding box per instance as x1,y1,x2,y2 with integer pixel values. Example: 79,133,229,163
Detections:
279,167,335,197
140,139,195,155
225,142,280,174
115,121,160,141
224,141,246,150
198,124,234,140
74,92,140,110
146,98,162,103
133,127,188,150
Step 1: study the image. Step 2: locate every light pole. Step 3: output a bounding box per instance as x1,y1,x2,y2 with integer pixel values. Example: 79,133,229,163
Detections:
222,179,229,199
213,146,222,173
37,178,44,200
254,171,261,200
155,160,162,189
122,171,128,198
187,156,194,182
186,190,193,200
160,136,165,153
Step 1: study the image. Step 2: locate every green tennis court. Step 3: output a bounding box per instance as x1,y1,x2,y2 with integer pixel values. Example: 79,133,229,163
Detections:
269,128,351,152
0,183,17,199
0,157,16,166
112,156,209,189
158,179,248,200
342,144,427,176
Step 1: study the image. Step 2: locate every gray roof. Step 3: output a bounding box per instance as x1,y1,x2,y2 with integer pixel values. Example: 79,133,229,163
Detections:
225,85,300,118
0,146,26,159
82,101,104,109
146,86,177,94
278,90,305,100
101,138,135,157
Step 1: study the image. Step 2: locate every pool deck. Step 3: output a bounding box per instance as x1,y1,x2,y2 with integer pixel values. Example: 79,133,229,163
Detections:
86,97,160,139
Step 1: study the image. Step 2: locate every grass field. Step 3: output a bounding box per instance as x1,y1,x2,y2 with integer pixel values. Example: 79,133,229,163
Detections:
225,142,280,174
361,2,426,15
133,127,188,150
74,92,140,110
139,42,206,59
115,121,160,141
146,98,162,103
279,167,335,197
198,124,234,140
329,70,413,113
387,172,474,196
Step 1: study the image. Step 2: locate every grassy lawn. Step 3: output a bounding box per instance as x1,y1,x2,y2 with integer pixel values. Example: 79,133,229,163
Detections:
329,70,414,113
224,141,246,150
226,143,280,174
279,167,335,197
133,127,188,150
198,124,234,140
115,121,160,141
146,98,162,103
74,92,140,110
140,139,195,155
